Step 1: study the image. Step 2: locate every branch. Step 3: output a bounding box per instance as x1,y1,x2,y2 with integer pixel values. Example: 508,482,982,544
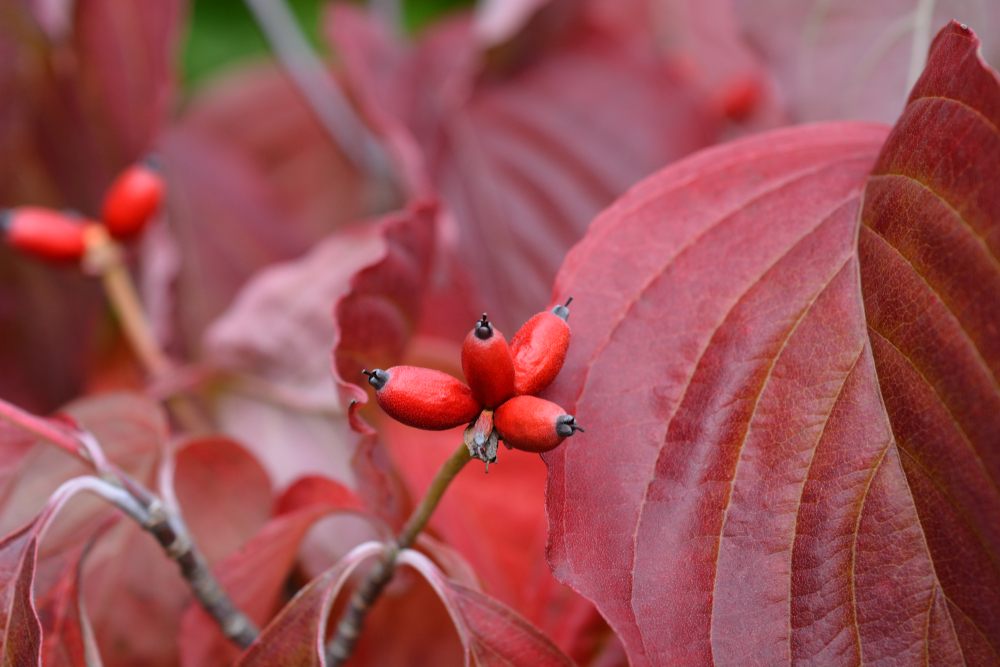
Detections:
242,0,391,180
325,442,472,665
141,500,259,646
82,227,212,434
1,394,258,649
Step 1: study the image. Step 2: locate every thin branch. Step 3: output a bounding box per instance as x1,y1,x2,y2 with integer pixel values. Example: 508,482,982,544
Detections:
241,0,390,180
325,442,472,665
81,227,212,434
4,407,260,650
142,503,259,647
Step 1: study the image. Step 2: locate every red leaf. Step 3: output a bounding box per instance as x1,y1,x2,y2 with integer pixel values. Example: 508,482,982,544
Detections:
543,119,889,664
274,475,369,516
37,521,112,667
543,20,1000,666
398,549,575,666
160,124,319,353
180,477,373,667
329,4,719,332
172,437,274,566
178,63,375,240
858,21,1000,663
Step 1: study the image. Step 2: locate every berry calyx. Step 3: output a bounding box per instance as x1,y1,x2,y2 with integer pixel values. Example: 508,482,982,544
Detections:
100,156,165,239
551,296,572,321
1,207,89,262
509,298,572,396
364,366,482,430
461,313,516,408
474,314,493,340
494,395,583,453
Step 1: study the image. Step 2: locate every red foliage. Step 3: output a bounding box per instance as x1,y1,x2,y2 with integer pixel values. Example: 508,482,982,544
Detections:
542,21,999,665
0,0,998,664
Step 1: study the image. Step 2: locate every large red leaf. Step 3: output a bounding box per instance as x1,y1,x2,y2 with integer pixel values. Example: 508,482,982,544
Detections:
543,20,999,666
858,22,1000,664
329,3,719,332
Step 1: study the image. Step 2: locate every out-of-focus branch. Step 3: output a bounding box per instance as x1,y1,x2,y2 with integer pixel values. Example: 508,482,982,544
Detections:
325,442,472,665
82,226,212,434
3,406,259,650
907,0,936,91
242,0,391,181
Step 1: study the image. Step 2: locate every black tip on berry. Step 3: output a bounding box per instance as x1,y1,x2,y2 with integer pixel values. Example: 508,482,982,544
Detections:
141,153,164,172
0,209,11,237
475,313,494,340
556,414,583,438
363,368,388,390
551,297,573,322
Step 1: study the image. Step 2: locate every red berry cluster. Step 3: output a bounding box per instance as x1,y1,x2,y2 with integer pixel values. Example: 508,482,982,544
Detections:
0,157,165,262
364,299,583,467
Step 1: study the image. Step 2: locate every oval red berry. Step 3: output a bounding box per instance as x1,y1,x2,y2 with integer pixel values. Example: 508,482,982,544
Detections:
101,162,165,238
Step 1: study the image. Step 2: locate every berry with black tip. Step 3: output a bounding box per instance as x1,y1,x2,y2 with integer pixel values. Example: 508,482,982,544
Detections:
364,366,482,430
1,207,88,262
461,313,516,408
100,156,165,239
494,395,584,453
509,297,572,396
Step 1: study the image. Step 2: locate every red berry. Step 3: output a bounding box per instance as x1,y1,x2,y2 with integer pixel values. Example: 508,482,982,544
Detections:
1,207,87,261
461,314,516,408
364,366,482,430
100,159,165,239
494,395,583,453
509,298,571,396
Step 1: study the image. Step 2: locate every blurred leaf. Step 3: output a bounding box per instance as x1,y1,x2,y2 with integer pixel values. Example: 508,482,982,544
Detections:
329,3,720,333
729,0,1000,123
172,436,274,565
